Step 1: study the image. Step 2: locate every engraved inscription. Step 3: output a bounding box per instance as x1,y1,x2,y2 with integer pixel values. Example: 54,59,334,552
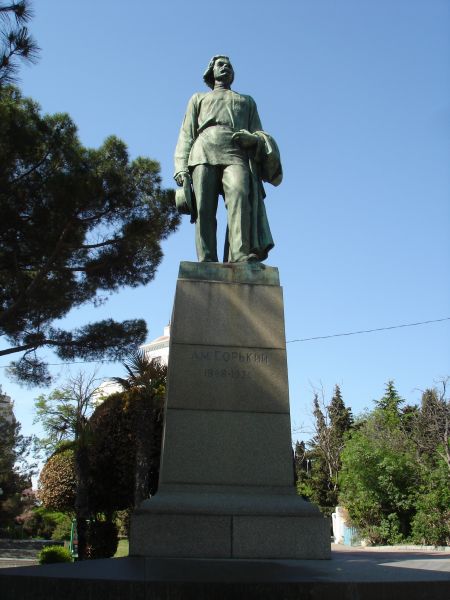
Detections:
189,347,269,380
191,349,269,364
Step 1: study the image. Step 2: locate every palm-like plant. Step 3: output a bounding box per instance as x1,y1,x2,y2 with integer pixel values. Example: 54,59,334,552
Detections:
113,350,167,398
113,350,167,506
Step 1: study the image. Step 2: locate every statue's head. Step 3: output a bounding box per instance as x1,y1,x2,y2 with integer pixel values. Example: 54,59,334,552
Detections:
203,55,234,89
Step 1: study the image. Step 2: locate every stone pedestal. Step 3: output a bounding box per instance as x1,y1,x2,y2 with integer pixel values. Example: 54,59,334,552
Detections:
130,261,330,559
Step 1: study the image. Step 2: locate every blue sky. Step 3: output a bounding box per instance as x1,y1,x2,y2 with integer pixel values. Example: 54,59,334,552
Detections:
1,0,449,441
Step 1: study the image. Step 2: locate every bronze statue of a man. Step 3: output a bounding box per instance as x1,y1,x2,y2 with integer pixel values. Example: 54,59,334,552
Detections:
174,55,282,263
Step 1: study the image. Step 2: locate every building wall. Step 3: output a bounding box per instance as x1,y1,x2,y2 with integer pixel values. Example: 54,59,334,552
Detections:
0,393,14,424
140,324,170,366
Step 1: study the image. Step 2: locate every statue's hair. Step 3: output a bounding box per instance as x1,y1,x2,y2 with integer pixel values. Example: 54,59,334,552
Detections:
203,55,234,89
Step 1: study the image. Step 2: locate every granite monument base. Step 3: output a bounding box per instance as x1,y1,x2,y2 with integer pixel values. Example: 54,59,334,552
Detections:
130,262,330,559
2,549,450,600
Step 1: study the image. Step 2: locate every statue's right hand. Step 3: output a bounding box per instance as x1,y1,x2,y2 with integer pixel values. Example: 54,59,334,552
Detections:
175,171,188,187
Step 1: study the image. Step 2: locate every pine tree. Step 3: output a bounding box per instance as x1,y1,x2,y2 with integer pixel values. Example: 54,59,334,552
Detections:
376,380,404,413
412,380,450,471
0,86,179,385
296,386,353,515
0,1,39,85
0,387,35,531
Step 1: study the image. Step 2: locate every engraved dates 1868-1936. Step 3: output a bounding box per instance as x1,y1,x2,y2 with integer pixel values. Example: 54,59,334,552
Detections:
190,348,269,381
204,368,250,379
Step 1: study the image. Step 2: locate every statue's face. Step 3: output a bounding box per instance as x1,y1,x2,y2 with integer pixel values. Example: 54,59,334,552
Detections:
213,57,233,85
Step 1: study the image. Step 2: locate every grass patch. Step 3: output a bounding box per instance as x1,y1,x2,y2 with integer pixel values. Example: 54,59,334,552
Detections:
114,538,129,558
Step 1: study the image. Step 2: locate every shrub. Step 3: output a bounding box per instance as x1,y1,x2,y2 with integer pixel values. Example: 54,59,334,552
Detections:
363,513,404,546
85,521,118,559
412,508,450,546
38,449,76,512
38,545,72,564
114,509,131,538
19,507,72,540
339,407,418,544
411,458,450,546
51,514,72,541
21,510,52,539
88,393,135,514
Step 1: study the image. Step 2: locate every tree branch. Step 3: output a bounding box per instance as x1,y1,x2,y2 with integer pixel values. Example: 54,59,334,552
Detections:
9,147,52,184
0,342,38,356
0,219,74,326
81,238,119,250
0,336,83,357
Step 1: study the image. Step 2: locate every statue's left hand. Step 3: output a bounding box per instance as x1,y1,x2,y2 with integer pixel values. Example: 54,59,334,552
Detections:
232,130,258,149
174,171,189,187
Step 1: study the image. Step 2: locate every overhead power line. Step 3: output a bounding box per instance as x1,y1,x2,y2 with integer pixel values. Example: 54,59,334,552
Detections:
286,317,450,344
0,317,449,368
0,358,115,369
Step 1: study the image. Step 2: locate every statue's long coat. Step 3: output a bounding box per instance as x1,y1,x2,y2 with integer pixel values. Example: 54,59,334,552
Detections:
174,91,282,261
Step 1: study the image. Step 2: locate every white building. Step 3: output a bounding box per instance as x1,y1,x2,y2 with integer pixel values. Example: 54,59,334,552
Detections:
140,324,170,365
0,392,14,424
92,380,124,406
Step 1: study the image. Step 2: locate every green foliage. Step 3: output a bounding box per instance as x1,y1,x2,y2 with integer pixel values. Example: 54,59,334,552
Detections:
33,372,97,457
376,380,404,413
33,372,99,560
88,392,135,514
296,379,450,545
369,513,404,546
34,360,166,557
50,514,72,541
410,383,450,470
0,85,179,385
114,509,131,538
38,544,72,564
373,380,406,432
329,385,353,437
88,356,166,513
38,448,76,512
295,385,353,515
18,506,71,540
112,351,167,396
411,456,450,546
85,520,118,559
114,353,167,507
339,382,419,544
0,1,39,85
0,389,35,530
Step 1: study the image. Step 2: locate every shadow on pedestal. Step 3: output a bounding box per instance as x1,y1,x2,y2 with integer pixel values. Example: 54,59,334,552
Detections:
130,262,330,559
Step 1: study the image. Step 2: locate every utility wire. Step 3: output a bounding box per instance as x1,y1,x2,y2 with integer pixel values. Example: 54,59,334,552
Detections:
286,317,450,344
0,358,115,369
1,317,449,367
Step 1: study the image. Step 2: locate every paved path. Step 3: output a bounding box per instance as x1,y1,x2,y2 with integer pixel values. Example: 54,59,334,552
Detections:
1,545,449,580
1,546,449,600
1,545,449,571
0,558,38,569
